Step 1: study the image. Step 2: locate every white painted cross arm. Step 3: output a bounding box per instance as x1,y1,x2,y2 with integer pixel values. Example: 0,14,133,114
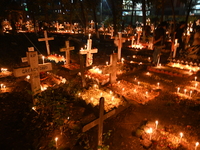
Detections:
79,48,98,54
13,63,52,77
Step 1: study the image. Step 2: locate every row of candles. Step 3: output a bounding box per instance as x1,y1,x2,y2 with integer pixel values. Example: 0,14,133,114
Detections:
52,120,200,149
146,120,199,150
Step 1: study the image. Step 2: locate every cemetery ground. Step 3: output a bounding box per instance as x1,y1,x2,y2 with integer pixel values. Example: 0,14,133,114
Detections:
0,33,200,150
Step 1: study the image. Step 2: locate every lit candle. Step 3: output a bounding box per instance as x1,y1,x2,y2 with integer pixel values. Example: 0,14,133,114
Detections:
138,82,140,86
195,76,197,81
42,56,45,64
100,92,103,97
122,88,125,92
180,132,183,142
118,81,120,84
190,90,193,97
177,87,180,93
157,82,160,88
148,128,153,140
0,84,3,90
55,137,58,149
110,91,112,95
195,83,198,88
195,142,199,150
78,93,81,97
145,91,148,95
88,34,91,39
111,96,114,101
184,89,187,95
106,61,108,66
155,120,158,129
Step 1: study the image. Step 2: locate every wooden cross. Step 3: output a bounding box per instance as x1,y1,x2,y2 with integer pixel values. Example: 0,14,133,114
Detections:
69,54,93,87
38,30,54,55
173,39,179,58
80,35,98,67
82,97,116,150
114,32,126,61
60,41,75,65
102,53,118,84
13,47,52,96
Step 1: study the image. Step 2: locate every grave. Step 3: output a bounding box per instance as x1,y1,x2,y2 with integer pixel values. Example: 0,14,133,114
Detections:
38,30,54,55
79,34,98,67
13,47,52,96
82,97,129,149
60,41,75,65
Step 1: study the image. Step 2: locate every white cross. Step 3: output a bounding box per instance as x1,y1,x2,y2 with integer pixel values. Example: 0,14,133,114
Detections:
13,47,52,96
114,32,126,61
38,30,54,55
80,35,98,67
60,41,74,65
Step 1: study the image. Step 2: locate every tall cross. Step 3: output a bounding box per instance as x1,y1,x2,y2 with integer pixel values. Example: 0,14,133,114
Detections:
114,32,126,61
102,53,118,84
80,35,98,67
60,41,75,65
38,30,54,55
82,97,116,150
13,47,52,97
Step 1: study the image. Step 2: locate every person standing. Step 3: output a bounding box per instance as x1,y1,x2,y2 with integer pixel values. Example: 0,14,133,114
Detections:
152,22,167,66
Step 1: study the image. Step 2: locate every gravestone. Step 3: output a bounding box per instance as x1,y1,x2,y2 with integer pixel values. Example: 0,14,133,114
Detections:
38,30,54,55
114,32,126,61
82,97,116,150
13,47,52,96
60,41,75,65
102,53,118,84
79,35,98,67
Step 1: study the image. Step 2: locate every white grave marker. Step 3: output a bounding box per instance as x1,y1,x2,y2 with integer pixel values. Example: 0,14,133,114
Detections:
60,41,74,65
79,34,98,67
114,32,126,61
38,30,54,55
13,47,52,96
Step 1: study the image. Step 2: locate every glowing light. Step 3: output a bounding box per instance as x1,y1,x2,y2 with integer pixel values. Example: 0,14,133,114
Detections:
177,87,180,93
155,120,158,129
180,132,183,141
55,137,58,149
195,142,199,150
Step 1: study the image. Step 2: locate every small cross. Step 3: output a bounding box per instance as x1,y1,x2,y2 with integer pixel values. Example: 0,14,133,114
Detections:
102,53,118,84
60,41,74,65
38,30,54,55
